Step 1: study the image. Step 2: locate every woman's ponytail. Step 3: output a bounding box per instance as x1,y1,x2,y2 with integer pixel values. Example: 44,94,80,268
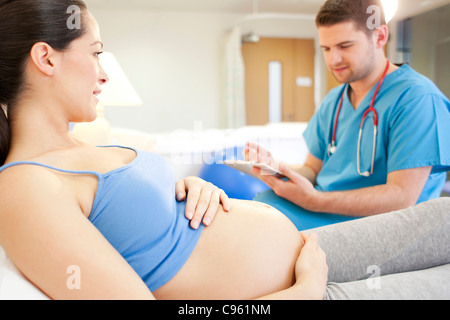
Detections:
0,106,9,165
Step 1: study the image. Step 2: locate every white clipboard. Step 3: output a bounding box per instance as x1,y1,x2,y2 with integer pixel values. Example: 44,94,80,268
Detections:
223,160,286,179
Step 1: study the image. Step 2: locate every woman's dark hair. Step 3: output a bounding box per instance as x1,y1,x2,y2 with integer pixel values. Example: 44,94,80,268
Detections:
0,0,87,165
315,0,386,36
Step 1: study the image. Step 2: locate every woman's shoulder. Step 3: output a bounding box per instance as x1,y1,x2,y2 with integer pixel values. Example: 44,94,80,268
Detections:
0,153,87,237
0,162,67,211
1,143,137,175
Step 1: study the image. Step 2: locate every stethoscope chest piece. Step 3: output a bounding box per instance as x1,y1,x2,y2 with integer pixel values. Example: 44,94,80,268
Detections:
328,143,337,156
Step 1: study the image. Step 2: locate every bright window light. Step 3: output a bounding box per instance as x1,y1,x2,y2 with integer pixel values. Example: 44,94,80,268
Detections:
381,0,398,22
268,61,282,123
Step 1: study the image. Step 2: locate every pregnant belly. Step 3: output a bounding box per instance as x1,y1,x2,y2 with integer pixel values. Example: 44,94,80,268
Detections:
153,199,303,300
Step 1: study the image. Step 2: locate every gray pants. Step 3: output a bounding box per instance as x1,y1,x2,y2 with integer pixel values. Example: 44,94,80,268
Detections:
306,198,450,300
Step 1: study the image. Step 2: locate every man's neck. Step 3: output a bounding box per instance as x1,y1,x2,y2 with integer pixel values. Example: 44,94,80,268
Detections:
349,58,395,109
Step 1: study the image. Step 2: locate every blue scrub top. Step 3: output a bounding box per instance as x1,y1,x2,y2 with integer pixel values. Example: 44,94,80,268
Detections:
304,64,450,203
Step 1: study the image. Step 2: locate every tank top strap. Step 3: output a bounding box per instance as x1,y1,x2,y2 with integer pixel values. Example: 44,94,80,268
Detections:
0,160,103,179
0,145,138,178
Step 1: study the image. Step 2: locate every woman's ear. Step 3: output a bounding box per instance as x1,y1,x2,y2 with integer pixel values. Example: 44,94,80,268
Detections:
29,42,57,76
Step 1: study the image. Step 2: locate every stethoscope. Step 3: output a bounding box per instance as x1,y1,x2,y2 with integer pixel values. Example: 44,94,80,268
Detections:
327,60,390,177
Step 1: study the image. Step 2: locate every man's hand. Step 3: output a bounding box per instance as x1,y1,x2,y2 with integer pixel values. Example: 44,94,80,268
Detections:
243,142,281,172
252,163,320,211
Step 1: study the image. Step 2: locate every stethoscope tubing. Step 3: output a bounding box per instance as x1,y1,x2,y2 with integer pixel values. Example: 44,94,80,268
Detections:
328,59,390,176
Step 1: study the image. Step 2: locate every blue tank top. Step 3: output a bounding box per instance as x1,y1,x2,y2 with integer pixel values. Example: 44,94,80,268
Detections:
0,146,204,291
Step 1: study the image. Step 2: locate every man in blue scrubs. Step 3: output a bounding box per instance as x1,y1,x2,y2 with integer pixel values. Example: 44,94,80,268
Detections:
246,0,450,231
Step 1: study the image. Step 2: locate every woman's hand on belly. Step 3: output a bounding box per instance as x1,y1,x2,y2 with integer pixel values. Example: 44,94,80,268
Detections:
294,233,328,300
175,176,231,229
254,232,328,300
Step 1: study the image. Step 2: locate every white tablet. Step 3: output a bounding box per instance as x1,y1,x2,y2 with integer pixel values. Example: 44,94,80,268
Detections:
223,160,286,178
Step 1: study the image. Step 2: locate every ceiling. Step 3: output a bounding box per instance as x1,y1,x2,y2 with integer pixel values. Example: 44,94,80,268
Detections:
84,0,450,19
84,0,326,14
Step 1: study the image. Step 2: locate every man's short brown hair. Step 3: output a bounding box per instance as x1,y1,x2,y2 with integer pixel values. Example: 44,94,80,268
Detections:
315,0,386,36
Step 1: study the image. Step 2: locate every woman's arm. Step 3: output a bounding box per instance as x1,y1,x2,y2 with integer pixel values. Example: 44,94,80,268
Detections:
0,167,154,300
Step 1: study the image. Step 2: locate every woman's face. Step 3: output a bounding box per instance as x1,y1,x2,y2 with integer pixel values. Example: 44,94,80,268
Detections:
55,10,108,123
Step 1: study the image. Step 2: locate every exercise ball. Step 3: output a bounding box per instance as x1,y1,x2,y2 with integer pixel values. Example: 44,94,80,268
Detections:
198,146,270,200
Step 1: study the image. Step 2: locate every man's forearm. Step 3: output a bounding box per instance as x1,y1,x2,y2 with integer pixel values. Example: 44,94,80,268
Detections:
306,183,414,217
288,164,317,185
298,166,430,217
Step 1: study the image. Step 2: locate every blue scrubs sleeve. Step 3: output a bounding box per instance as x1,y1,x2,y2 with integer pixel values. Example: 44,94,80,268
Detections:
387,93,450,174
303,112,326,161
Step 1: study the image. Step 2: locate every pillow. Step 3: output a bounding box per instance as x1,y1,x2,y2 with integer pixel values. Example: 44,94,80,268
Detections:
0,246,49,300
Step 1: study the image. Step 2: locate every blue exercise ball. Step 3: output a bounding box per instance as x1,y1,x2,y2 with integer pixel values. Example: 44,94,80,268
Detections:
198,146,270,200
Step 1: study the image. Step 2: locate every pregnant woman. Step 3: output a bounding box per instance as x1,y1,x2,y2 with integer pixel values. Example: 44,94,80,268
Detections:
0,0,448,300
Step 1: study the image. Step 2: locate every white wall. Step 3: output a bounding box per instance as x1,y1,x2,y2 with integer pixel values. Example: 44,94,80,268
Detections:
85,1,450,134
89,8,241,133
87,6,321,134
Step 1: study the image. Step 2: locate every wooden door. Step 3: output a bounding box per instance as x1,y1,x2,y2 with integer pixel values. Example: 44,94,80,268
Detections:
242,38,315,125
326,67,341,93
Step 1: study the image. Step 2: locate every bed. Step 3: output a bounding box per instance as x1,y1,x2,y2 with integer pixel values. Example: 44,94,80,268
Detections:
0,246,49,300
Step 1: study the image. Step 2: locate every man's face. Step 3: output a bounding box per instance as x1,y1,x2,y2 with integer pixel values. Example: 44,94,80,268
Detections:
318,21,376,84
